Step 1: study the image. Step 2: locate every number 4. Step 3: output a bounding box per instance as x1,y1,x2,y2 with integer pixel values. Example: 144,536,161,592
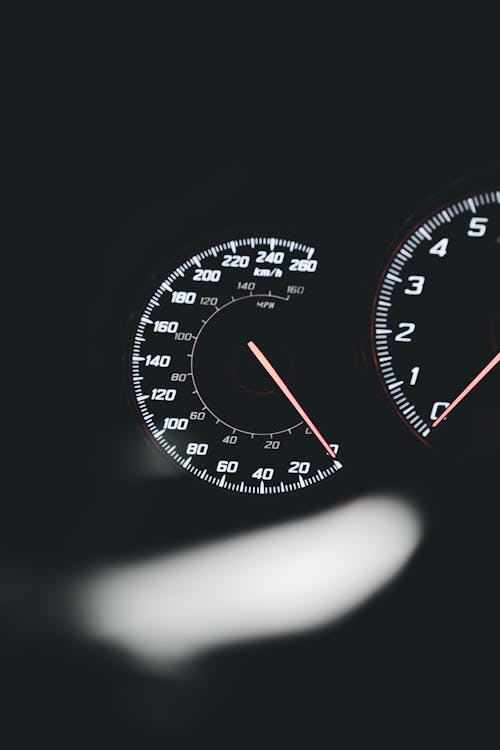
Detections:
429,237,449,257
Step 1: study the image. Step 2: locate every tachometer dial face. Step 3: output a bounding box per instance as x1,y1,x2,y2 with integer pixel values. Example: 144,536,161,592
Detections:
372,186,500,452
130,237,343,494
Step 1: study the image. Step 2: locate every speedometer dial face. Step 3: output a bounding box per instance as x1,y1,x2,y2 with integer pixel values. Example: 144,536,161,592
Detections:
372,186,500,452
131,237,343,494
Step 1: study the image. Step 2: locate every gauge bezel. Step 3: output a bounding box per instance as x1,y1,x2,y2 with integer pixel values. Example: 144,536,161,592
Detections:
370,169,500,447
126,231,346,496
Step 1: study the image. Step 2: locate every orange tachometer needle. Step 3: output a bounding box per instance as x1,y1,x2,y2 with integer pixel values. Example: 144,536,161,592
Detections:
247,340,337,459
432,351,500,428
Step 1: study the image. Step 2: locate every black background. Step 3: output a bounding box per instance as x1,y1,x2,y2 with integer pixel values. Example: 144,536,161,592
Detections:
4,14,500,748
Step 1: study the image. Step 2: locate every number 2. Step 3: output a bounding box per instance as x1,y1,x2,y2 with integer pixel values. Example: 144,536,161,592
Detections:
395,322,415,342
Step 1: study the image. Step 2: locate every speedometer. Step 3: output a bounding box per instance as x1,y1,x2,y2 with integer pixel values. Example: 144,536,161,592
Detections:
130,237,344,494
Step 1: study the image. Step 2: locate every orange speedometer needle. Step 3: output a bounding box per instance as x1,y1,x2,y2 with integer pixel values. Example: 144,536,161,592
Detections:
432,351,500,428
247,340,337,459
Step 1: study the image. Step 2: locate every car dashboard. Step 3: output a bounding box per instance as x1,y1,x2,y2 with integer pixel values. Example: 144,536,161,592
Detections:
4,94,499,747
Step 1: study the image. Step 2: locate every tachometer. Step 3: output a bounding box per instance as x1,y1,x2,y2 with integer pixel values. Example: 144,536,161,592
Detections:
130,237,343,494
372,182,499,453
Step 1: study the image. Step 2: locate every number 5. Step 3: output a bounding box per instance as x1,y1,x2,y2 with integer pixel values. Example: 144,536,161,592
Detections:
467,217,488,237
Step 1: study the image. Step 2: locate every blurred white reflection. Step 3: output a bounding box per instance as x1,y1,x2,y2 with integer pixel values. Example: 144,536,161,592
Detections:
75,494,423,667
